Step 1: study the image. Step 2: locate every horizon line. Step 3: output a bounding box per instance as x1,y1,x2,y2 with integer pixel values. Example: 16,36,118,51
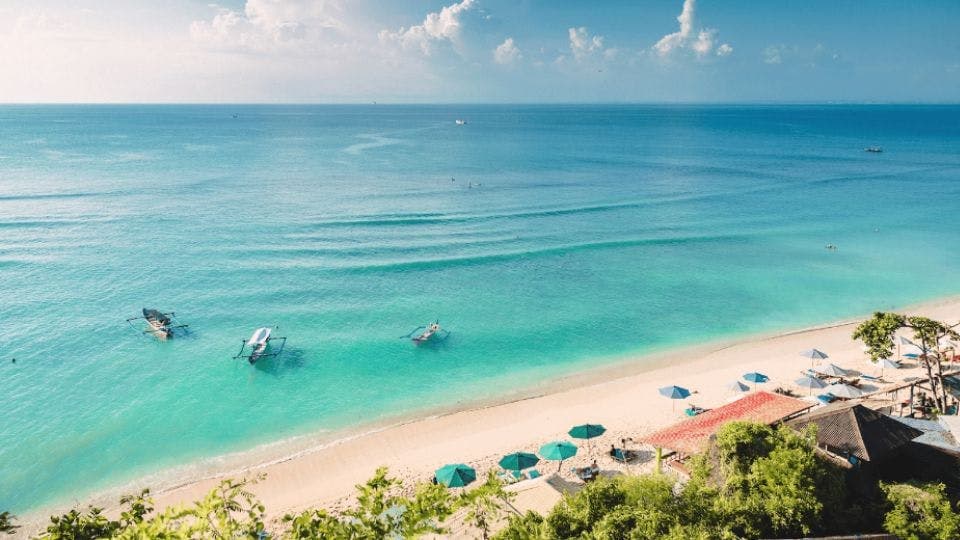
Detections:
1,100,959,107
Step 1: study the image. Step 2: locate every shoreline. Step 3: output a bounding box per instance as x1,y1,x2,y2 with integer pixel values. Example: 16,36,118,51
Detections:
15,293,960,535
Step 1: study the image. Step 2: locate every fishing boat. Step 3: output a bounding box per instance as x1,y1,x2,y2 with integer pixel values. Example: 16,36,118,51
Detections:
234,327,286,364
403,321,450,345
126,308,188,339
455,119,467,125
864,147,883,153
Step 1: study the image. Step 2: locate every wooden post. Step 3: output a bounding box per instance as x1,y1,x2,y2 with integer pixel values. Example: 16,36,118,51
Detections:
655,447,663,474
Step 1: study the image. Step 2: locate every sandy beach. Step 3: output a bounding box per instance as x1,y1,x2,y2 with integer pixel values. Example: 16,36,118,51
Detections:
141,298,958,520
15,296,960,536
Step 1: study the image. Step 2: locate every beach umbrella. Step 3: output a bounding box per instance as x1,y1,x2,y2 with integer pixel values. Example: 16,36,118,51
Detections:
876,358,900,377
568,424,606,453
743,372,769,384
434,463,476,488
658,385,691,399
815,363,849,377
539,441,578,471
825,383,864,400
499,452,539,472
725,381,750,393
658,385,691,411
800,349,829,367
795,375,827,395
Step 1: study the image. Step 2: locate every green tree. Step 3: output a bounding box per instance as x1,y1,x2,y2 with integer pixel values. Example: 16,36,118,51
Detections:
882,482,960,540
0,512,18,535
40,507,121,540
460,471,514,540
282,466,455,539
854,312,959,411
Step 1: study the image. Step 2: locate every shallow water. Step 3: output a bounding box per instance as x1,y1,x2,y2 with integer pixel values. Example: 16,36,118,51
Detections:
1,104,959,512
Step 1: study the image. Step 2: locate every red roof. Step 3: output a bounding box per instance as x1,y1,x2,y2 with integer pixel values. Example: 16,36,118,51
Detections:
642,391,814,455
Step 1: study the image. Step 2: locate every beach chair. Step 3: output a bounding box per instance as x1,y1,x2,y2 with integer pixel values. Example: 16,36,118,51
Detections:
610,448,639,463
524,469,542,480
816,393,836,405
861,374,885,383
497,470,519,484
684,405,706,417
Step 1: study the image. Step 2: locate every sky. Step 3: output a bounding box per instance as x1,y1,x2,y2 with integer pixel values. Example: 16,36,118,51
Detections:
1,0,958,103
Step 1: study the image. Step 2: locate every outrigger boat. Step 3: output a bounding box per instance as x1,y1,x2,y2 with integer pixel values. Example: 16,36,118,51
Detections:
126,308,188,339
402,321,450,345
234,327,286,364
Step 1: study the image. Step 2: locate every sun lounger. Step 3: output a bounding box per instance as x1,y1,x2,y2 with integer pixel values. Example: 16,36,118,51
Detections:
816,393,836,404
524,469,542,480
497,470,519,484
861,374,885,382
610,448,640,463
684,405,707,416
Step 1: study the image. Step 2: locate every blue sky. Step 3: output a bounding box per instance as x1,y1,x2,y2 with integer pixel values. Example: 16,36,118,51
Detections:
1,0,958,103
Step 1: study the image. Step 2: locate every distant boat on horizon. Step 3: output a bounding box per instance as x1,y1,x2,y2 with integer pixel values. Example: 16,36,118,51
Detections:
455,119,467,125
865,146,883,153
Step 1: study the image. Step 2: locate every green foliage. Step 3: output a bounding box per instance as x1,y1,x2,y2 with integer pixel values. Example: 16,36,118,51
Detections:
494,421,861,540
281,466,455,539
493,511,550,540
882,482,960,540
460,471,515,539
853,311,905,361
0,512,19,535
41,507,121,540
40,478,265,540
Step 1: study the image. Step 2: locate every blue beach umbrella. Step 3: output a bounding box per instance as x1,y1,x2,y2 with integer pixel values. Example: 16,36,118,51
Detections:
659,385,691,412
434,463,476,488
658,385,691,399
743,372,769,384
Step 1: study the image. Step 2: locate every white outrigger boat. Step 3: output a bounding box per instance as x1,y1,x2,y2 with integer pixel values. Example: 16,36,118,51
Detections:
402,321,450,345
126,308,188,339
234,327,286,364
455,119,467,125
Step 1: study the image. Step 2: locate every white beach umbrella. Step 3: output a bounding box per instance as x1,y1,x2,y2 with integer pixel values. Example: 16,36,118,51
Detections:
795,375,827,395
825,383,864,400
874,358,900,377
799,348,829,368
815,363,849,377
725,381,750,394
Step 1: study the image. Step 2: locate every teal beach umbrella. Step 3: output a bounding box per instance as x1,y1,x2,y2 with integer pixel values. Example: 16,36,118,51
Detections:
743,372,768,383
434,463,476,488
539,441,578,471
568,424,606,453
499,452,540,472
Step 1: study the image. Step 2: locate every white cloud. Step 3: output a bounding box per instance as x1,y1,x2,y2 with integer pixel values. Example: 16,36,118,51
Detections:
378,0,475,55
190,0,345,52
493,37,521,65
653,0,730,59
568,27,604,60
691,29,714,58
763,44,785,64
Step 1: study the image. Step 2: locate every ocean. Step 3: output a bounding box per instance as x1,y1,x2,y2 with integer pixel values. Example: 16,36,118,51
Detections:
1,104,959,513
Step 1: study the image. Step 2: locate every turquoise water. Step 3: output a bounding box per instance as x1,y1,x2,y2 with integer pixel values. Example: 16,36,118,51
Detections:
1,105,959,513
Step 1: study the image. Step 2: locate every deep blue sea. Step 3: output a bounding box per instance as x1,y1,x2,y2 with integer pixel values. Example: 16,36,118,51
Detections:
1,104,959,513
